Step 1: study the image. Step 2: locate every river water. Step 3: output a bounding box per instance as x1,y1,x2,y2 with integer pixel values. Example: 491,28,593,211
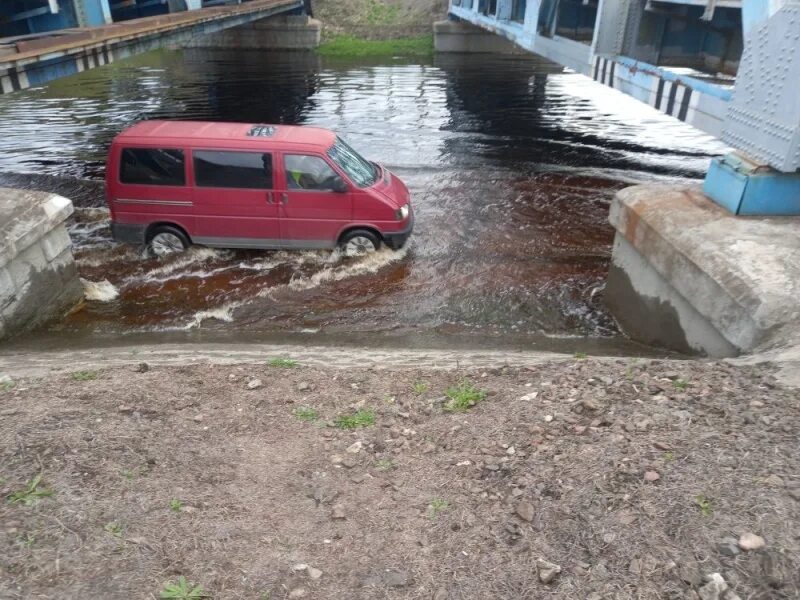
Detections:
0,49,726,353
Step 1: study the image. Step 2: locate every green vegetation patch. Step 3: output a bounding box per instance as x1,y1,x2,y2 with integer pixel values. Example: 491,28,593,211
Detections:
444,381,487,412
267,358,297,368
160,576,207,599
293,406,319,422
7,474,54,506
71,370,98,381
318,35,433,58
334,408,375,429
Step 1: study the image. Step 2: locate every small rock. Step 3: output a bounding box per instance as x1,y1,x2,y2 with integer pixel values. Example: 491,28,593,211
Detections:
537,559,561,584
308,567,323,580
118,405,134,413
543,415,553,423
288,588,307,599
433,587,449,600
515,501,535,522
330,454,344,465
581,398,600,411
247,378,263,390
764,474,784,487
653,441,672,451
644,470,660,482
382,569,411,588
717,537,740,557
738,532,765,551
519,392,539,402
346,441,363,454
193,414,204,422
698,573,727,600
292,563,309,572
342,455,358,468
331,504,346,520
297,381,311,392
134,362,149,373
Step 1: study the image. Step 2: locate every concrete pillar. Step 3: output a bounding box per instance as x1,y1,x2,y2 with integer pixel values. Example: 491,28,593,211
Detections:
604,184,800,357
434,20,524,53
0,188,83,340
185,15,322,49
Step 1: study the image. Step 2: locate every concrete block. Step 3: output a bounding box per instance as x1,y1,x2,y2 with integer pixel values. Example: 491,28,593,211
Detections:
40,226,72,263
605,184,800,356
434,20,523,53
188,15,322,50
0,187,83,340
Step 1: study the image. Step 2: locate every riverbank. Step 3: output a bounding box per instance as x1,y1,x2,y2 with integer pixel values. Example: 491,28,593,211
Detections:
1,352,797,599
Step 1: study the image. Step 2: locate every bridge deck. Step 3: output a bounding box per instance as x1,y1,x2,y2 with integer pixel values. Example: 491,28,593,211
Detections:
0,0,301,94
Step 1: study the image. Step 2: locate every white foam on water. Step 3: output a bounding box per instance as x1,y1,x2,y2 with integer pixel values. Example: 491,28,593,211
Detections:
183,303,240,329
142,247,227,278
80,278,119,302
282,245,410,293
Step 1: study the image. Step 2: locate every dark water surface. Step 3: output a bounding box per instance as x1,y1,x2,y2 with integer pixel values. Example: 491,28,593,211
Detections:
0,49,726,352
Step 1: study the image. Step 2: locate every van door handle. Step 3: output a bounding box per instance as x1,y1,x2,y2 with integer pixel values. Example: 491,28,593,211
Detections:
281,193,289,205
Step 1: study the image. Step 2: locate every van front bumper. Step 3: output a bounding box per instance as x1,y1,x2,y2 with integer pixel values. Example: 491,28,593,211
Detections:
382,212,414,250
111,222,146,245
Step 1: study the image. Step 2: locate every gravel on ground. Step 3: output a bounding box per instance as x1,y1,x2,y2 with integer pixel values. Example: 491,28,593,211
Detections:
0,356,798,599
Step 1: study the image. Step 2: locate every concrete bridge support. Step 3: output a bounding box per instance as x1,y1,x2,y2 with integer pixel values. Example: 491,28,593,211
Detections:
185,14,321,49
433,20,523,53
0,188,83,341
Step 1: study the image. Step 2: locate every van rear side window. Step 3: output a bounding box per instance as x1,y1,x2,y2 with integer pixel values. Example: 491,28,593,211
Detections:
194,150,273,189
120,148,185,186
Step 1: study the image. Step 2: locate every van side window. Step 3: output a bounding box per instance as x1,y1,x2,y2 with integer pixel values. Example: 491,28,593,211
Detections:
285,155,340,191
120,148,185,186
194,150,273,189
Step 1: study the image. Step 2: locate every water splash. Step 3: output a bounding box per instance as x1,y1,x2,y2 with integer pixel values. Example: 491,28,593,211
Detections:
80,278,119,302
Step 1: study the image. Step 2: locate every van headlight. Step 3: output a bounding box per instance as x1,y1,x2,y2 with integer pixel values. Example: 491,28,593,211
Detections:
396,205,409,220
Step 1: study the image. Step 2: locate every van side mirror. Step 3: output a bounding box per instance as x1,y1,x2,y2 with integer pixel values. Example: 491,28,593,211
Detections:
332,178,348,193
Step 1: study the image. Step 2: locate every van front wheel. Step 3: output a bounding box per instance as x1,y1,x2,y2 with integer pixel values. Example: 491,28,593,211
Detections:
340,230,380,258
148,226,190,258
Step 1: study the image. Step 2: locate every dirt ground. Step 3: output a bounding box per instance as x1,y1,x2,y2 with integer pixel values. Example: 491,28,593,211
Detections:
1,356,798,599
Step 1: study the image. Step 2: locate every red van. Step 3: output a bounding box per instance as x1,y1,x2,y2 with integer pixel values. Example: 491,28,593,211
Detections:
105,121,413,257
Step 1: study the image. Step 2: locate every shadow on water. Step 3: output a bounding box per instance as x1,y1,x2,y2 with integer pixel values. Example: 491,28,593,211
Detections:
0,49,727,353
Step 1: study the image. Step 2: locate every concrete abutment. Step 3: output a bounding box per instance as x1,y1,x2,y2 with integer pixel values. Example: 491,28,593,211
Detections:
0,188,83,341
186,15,321,50
433,20,524,53
604,185,800,358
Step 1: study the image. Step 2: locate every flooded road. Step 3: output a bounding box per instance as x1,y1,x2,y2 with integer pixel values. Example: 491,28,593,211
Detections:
0,49,726,351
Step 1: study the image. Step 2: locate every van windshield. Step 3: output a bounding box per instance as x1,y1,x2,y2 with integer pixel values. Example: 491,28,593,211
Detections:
327,137,378,188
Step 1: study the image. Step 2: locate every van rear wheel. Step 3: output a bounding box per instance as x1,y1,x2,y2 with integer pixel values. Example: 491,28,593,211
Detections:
148,226,190,258
340,229,380,258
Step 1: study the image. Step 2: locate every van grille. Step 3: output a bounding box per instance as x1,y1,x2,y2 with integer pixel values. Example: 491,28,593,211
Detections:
247,125,276,137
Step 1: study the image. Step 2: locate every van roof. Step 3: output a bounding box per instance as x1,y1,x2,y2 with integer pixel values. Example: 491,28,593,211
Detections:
114,120,337,149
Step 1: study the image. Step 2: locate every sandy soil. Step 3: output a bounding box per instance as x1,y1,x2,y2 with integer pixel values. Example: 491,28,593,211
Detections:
1,356,798,599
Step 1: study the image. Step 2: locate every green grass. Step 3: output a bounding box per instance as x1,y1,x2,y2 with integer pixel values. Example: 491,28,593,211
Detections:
574,352,588,359
334,409,375,429
375,458,395,470
160,576,207,599
695,494,713,517
673,378,689,390
104,521,123,537
444,381,487,412
169,498,184,513
267,358,297,368
293,406,319,422
412,381,428,395
364,0,401,24
427,498,450,519
71,370,98,381
318,35,434,58
7,474,53,506
0,379,15,392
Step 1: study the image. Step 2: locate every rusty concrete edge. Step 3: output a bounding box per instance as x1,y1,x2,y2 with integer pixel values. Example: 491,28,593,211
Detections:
0,189,74,270
608,184,761,351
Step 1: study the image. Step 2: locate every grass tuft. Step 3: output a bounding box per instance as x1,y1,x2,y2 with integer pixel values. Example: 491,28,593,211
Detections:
427,498,450,518
444,381,487,412
293,406,319,422
267,358,297,368
71,370,98,381
334,409,375,429
412,381,428,394
169,498,183,513
160,576,207,599
318,35,433,58
7,474,53,506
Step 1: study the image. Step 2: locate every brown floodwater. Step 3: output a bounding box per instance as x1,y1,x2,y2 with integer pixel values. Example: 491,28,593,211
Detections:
0,49,726,353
